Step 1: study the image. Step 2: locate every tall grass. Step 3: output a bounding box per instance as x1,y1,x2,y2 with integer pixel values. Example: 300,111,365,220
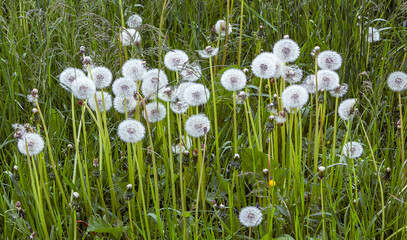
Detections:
1,0,407,239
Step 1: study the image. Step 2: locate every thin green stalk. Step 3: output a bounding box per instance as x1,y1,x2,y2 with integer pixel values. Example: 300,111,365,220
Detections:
233,91,238,154
209,57,220,172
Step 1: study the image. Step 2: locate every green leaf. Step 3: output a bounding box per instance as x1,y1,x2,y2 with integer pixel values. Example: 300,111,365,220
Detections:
87,215,125,239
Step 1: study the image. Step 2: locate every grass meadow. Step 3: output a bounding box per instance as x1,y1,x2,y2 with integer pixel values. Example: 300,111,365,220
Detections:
1,0,407,239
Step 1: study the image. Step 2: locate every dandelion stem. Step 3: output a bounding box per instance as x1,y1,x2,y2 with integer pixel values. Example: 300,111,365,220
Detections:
209,57,220,172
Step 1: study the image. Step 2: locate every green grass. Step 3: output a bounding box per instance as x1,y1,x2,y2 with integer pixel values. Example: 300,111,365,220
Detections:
1,0,407,239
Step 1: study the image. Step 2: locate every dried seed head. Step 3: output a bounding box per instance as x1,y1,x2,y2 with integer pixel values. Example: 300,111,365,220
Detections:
318,166,326,179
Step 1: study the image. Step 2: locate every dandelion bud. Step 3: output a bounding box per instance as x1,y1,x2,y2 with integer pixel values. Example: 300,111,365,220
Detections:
270,78,275,84
80,46,85,54
353,199,357,204
213,201,217,208
263,168,269,174
13,165,20,180
209,26,217,42
67,144,73,149
397,119,402,129
193,149,198,157
93,158,99,168
13,165,18,171
124,184,134,201
15,201,21,210
273,94,278,99
243,68,249,73
77,99,83,106
283,35,289,39
219,204,225,209
31,88,38,96
32,108,38,113
82,56,92,65
259,23,263,30
383,167,391,180
234,153,240,160
318,166,326,179
73,192,80,199
30,231,36,239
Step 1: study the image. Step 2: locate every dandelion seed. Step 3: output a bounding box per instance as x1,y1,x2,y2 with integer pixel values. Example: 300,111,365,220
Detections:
239,206,263,228
281,85,309,109
88,66,113,89
121,28,141,46
71,76,96,100
387,71,407,92
173,82,194,101
127,14,142,28
170,100,189,114
257,52,284,78
157,86,176,102
317,70,340,91
282,65,303,83
330,83,348,97
88,91,113,112
273,38,300,63
113,96,137,114
180,62,201,82
215,20,232,37
198,46,219,58
122,59,147,82
112,77,137,98
342,141,363,159
251,55,276,79
317,50,342,70
17,133,44,156
338,98,357,121
302,74,317,94
185,114,211,138
117,119,145,143
183,83,210,106
143,102,167,123
220,68,247,91
59,68,86,91
164,50,189,71
367,27,380,43
141,69,169,97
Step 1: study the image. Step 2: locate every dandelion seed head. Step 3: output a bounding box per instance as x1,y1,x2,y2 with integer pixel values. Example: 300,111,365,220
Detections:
215,20,232,37
281,85,309,109
164,50,189,71
112,77,137,98
251,55,276,79
330,83,348,97
183,83,210,106
342,141,364,159
122,59,147,82
71,76,96,100
367,27,380,43
239,206,263,228
113,96,137,114
387,71,407,92
172,135,192,154
127,14,142,28
185,114,211,138
198,46,219,58
121,28,141,46
59,68,86,91
180,62,201,82
317,50,342,70
143,102,167,123
117,119,145,143
302,75,317,94
88,91,113,112
282,65,303,83
17,133,44,156
273,38,300,63
317,70,340,91
141,69,169,97
338,98,357,121
221,68,247,91
170,100,189,114
89,66,113,89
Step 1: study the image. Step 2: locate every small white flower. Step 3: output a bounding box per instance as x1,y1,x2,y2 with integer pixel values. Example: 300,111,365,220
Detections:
88,66,113,89
273,38,300,63
127,14,142,28
180,62,201,82
317,70,340,91
251,55,276,79
338,98,357,121
317,50,342,70
117,119,145,143
113,96,137,114
387,71,407,92
122,59,147,82
185,114,211,138
17,133,45,156
220,69,247,91
112,77,137,98
143,102,167,123
88,91,113,112
215,20,232,37
121,28,141,46
281,85,309,109
59,68,86,91
71,76,96,100
141,69,169,97
239,206,263,228
282,65,303,83
183,83,210,106
342,141,363,159
198,46,219,58
164,50,189,71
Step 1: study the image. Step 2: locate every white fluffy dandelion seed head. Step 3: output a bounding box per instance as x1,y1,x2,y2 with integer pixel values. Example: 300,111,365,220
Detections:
387,71,407,92
330,83,348,97
282,65,303,83
173,82,194,101
273,38,300,63
127,14,142,28
17,133,45,156
302,75,317,94
317,70,340,91
251,55,276,79
156,86,176,102
281,85,309,109
256,52,284,78
317,50,342,70
122,59,147,82
338,98,357,121
88,91,113,112
198,46,219,58
141,69,169,97
172,135,192,154
170,101,189,114
117,119,145,143
113,96,137,114
221,68,247,91
367,27,380,43
183,83,210,106
143,102,167,123
71,76,96,100
88,66,113,89
121,28,141,46
164,50,189,71
342,141,364,159
180,62,201,82
112,77,137,98
185,114,211,138
239,206,263,228
59,68,86,91
215,20,232,37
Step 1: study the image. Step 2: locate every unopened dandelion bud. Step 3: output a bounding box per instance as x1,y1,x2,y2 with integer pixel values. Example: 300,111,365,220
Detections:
265,121,274,133
318,166,326,179
283,35,289,39
15,201,21,210
79,46,85,54
273,94,278,99
213,202,217,208
30,231,35,239
32,108,38,113
82,56,92,65
263,169,269,174
31,88,38,96
219,204,225,209
268,179,276,187
383,167,391,180
93,158,99,168
243,68,249,73
270,78,275,84
234,153,240,160
353,199,357,204
73,192,80,199
193,149,198,157
124,184,134,200
77,99,83,106
397,119,402,129
67,144,73,149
